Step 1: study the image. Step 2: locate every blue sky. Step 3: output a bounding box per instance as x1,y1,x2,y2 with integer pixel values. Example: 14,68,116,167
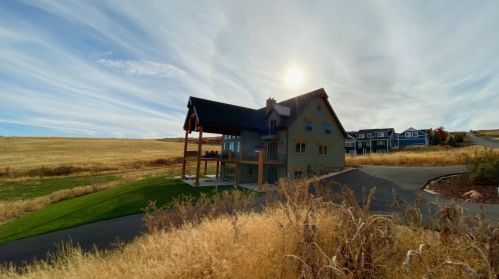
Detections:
1,0,498,138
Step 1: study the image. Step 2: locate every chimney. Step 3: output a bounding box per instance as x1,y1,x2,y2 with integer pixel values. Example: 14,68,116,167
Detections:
266,97,276,114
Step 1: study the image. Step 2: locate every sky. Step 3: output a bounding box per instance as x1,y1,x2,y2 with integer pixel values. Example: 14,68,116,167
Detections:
1,0,498,138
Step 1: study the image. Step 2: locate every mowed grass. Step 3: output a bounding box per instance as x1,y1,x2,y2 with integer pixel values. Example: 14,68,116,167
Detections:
345,145,498,166
0,178,238,244
0,137,220,172
0,175,119,201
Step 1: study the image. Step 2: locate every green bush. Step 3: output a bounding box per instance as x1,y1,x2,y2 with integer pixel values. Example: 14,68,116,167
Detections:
463,148,499,185
454,133,465,143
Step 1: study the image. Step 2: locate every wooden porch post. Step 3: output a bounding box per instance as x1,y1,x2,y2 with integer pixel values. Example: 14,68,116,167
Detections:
182,131,188,179
195,126,203,187
258,150,264,191
216,161,220,179
228,150,232,161
204,160,208,175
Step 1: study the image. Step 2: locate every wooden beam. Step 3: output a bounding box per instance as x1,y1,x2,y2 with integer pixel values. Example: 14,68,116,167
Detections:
182,131,188,179
258,150,264,191
195,126,203,187
204,160,207,175
294,139,308,144
228,150,232,160
216,161,220,179
317,142,330,146
304,117,314,121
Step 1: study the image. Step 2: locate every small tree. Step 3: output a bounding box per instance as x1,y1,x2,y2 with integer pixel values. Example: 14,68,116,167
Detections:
435,126,448,143
448,136,457,147
431,131,442,145
454,133,465,143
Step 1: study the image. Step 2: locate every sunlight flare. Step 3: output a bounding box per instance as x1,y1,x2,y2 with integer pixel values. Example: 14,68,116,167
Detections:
285,67,303,87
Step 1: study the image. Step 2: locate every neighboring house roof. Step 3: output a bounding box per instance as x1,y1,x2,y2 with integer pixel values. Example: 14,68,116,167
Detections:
183,88,348,137
346,131,358,135
357,128,394,134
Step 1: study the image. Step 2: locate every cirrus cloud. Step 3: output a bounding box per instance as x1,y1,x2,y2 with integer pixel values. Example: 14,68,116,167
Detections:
98,59,186,78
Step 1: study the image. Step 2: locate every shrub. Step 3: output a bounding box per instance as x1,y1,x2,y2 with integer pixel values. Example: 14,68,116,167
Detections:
463,148,499,185
448,136,457,147
454,133,465,143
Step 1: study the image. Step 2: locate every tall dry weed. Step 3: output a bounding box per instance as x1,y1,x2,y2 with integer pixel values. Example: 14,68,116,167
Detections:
2,177,499,278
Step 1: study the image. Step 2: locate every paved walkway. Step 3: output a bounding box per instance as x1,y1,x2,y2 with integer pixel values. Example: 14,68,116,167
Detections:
3,165,497,267
467,135,499,149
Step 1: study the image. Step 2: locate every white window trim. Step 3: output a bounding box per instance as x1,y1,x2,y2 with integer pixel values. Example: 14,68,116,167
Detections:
357,134,365,139
367,134,373,138
295,142,307,154
377,132,385,137
318,145,328,156
412,131,418,137
405,132,412,138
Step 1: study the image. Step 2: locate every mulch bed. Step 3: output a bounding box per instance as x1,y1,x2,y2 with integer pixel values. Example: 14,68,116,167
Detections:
426,174,499,204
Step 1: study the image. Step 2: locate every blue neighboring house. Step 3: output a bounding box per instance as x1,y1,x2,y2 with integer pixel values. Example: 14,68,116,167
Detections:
397,127,431,148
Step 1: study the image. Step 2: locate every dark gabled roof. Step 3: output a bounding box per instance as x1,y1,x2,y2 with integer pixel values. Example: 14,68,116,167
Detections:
183,97,266,132
347,131,358,135
357,128,394,134
183,88,348,137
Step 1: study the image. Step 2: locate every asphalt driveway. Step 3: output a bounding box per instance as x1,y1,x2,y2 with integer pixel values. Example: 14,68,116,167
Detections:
467,135,499,148
3,165,498,267
321,166,499,220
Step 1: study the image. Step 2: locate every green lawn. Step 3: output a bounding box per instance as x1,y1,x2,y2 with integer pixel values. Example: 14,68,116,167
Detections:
0,175,120,201
0,177,240,244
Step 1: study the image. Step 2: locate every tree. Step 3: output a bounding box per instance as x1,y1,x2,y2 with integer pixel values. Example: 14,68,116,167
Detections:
448,136,457,147
435,126,449,143
432,130,442,145
454,134,465,143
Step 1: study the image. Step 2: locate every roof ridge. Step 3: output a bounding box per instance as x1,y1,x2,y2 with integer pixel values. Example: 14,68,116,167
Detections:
189,96,257,111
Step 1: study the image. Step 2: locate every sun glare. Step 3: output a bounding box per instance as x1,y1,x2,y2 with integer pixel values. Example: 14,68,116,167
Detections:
285,67,303,87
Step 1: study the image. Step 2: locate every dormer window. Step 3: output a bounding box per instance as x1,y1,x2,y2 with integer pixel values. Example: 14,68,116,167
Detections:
377,132,385,137
412,131,418,137
367,133,373,138
357,134,365,139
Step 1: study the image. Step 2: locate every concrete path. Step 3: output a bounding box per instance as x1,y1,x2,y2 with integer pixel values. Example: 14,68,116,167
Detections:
2,165,495,267
467,136,499,149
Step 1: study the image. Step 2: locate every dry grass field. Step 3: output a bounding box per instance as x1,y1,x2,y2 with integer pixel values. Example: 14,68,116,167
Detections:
1,179,496,278
345,145,497,166
0,137,220,175
475,129,499,137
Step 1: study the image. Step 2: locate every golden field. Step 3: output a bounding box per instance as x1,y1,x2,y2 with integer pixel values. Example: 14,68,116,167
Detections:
0,137,220,174
345,145,498,166
1,179,495,278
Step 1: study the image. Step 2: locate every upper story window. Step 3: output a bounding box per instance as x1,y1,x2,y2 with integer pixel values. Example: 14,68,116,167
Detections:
405,132,412,138
357,134,365,139
294,140,307,154
345,139,355,147
270,119,277,135
377,132,385,137
412,131,418,137
324,123,332,134
305,117,313,131
367,133,373,138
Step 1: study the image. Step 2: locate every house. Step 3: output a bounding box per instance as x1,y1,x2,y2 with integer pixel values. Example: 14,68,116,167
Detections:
181,88,347,190
345,128,397,154
345,132,357,155
397,127,431,148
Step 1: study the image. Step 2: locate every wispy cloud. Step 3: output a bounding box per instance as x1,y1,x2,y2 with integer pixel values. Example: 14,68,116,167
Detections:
0,0,498,138
98,59,186,78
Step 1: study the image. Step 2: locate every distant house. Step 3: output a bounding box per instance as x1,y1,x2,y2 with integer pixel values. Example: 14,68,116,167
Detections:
182,88,348,189
345,128,397,154
397,127,431,148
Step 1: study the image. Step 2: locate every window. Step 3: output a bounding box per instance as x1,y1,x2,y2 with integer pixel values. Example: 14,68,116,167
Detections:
270,120,277,135
248,166,254,176
295,142,306,154
319,145,328,155
294,171,302,179
405,132,412,138
345,139,354,147
376,150,387,153
367,133,373,138
357,134,365,139
306,120,313,131
378,141,385,146
377,132,385,137
357,142,362,148
324,123,332,134
412,131,418,137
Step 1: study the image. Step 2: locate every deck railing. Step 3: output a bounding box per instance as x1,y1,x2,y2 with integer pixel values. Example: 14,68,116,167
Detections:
186,150,285,163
